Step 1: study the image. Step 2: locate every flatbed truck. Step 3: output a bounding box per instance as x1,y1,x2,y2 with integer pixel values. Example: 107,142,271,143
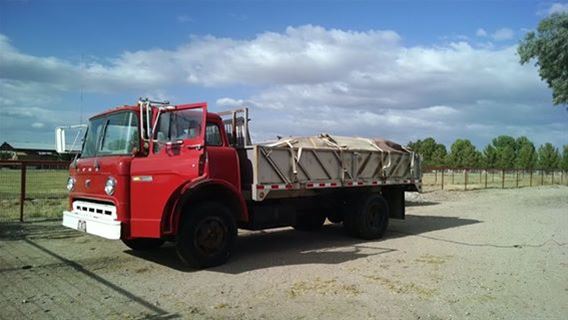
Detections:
58,99,421,267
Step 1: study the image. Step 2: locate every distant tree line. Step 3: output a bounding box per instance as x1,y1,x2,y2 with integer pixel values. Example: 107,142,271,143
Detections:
408,136,568,172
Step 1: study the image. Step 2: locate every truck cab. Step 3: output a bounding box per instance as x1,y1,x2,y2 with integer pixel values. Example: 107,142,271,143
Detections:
62,100,246,267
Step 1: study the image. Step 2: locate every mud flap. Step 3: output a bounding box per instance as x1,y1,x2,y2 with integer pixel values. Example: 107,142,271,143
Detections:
382,187,405,220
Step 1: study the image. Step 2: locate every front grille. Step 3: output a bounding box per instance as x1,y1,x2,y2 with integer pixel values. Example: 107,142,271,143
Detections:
73,200,117,219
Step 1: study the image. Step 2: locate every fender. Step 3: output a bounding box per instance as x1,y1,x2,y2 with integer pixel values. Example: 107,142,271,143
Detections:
161,177,248,236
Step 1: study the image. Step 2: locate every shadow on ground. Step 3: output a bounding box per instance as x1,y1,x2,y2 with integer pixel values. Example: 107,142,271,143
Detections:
0,219,81,241
405,200,439,207
126,214,480,274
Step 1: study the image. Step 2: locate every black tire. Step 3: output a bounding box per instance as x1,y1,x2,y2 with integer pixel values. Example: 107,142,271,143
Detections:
176,202,237,268
122,238,165,251
343,193,389,240
293,211,326,231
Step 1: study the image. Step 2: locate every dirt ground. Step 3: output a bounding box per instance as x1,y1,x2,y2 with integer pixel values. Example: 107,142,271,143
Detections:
1,186,567,320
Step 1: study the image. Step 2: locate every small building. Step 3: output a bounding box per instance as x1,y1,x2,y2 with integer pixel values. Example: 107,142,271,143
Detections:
0,142,69,161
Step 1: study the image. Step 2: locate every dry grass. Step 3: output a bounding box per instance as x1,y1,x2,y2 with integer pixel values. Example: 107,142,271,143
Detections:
289,277,361,298
363,275,438,299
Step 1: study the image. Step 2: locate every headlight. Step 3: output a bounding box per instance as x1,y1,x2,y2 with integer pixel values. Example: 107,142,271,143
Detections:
66,177,75,192
105,176,117,196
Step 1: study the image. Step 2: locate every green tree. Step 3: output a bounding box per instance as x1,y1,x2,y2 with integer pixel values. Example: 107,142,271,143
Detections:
407,140,421,152
560,145,568,171
448,139,481,168
491,135,517,169
518,13,568,105
537,143,560,172
407,137,447,167
482,144,498,169
431,144,447,166
515,136,537,169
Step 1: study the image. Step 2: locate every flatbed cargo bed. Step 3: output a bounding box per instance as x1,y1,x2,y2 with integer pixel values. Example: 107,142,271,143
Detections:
219,109,421,202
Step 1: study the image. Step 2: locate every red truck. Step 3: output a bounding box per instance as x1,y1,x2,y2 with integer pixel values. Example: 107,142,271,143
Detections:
59,99,421,268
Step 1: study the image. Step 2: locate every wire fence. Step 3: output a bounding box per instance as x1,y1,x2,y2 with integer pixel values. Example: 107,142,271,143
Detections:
0,160,70,222
1,160,567,222
422,167,567,191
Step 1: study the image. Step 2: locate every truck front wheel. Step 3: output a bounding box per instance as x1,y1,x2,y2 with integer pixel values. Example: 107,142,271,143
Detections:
176,202,237,268
344,194,389,240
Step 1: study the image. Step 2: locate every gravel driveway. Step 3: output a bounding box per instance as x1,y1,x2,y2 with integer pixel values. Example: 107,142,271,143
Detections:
1,186,567,319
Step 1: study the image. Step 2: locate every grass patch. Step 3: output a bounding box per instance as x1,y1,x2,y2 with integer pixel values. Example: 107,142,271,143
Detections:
0,168,68,221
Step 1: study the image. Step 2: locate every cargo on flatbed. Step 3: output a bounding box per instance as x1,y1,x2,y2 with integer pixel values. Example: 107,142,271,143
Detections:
245,134,421,201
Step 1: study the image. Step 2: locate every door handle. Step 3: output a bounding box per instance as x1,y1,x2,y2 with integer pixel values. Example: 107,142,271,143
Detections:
186,144,203,150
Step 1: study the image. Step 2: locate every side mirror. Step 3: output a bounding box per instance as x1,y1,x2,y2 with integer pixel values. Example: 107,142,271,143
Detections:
54,124,87,154
55,127,66,153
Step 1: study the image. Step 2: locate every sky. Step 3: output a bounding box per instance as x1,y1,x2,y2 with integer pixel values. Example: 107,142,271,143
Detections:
0,0,567,150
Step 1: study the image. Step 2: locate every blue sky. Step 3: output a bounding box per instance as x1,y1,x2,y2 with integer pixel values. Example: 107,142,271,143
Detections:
0,0,567,150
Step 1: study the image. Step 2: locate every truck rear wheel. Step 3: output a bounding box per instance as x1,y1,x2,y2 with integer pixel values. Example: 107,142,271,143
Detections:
176,202,237,268
293,212,326,231
122,238,165,251
344,194,389,240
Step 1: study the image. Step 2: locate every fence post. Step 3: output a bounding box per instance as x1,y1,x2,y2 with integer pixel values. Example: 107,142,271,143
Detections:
516,169,519,188
541,170,544,185
19,163,27,222
484,170,488,188
551,171,554,185
441,169,444,190
530,170,533,187
434,170,437,185
452,171,454,185
464,169,468,190
501,169,505,189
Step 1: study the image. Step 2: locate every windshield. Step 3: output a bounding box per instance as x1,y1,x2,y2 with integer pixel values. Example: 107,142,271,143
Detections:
81,111,139,158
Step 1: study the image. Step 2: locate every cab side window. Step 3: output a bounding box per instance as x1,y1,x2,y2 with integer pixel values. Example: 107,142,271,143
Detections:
205,123,223,146
153,109,204,153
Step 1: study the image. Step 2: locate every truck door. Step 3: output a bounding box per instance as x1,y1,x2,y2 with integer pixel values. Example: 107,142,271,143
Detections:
204,120,240,191
129,104,207,238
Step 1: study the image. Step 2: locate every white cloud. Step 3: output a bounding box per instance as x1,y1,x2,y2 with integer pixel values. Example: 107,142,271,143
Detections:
543,3,568,15
0,34,170,93
476,28,487,37
216,97,260,109
491,28,514,41
0,26,563,149
177,15,193,23
475,27,515,42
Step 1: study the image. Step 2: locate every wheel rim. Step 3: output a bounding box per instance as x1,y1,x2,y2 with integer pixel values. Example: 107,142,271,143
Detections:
366,203,382,230
194,217,227,256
